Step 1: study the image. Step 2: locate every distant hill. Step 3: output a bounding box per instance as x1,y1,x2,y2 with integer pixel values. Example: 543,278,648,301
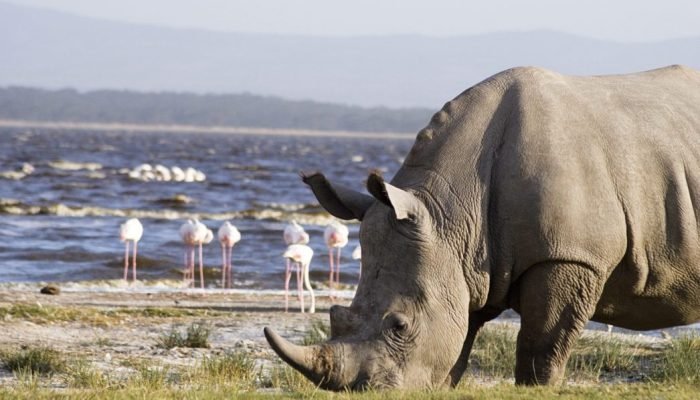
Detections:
0,86,433,133
1,2,699,108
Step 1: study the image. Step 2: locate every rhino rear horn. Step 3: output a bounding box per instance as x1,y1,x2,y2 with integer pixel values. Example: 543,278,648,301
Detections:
367,172,422,220
302,172,374,221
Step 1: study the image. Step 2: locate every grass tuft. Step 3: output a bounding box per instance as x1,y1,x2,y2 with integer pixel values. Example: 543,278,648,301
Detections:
157,321,212,349
13,367,41,392
0,303,223,326
64,360,109,389
470,323,517,378
128,362,172,390
302,319,330,346
189,351,260,389
567,334,650,382
265,363,315,393
0,346,66,375
0,303,84,324
655,334,700,384
468,325,662,383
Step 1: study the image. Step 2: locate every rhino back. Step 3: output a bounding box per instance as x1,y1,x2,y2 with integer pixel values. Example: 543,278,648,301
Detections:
395,66,700,325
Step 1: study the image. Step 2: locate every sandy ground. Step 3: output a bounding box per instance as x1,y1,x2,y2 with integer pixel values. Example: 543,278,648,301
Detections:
0,286,342,386
0,282,695,389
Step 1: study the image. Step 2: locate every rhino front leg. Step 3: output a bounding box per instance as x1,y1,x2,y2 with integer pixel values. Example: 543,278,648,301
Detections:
515,262,604,385
446,306,503,387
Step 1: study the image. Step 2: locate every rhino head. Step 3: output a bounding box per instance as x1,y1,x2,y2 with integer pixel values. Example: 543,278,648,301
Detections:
264,171,472,390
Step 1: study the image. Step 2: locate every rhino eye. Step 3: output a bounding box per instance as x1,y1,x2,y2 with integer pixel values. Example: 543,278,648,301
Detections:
385,312,410,334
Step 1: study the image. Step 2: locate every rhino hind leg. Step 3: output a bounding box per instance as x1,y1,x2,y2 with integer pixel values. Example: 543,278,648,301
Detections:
514,262,605,385
446,306,503,387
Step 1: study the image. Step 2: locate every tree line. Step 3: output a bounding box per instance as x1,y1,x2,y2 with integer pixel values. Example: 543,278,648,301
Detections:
0,86,433,133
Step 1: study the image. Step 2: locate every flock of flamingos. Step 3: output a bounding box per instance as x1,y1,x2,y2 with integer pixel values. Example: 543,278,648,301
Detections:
118,217,361,313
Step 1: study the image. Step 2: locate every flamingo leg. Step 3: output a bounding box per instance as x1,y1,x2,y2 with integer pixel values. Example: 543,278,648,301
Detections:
123,241,130,281
303,261,315,314
183,245,189,285
227,245,233,289
328,247,335,301
284,259,292,313
189,245,195,288
221,244,227,288
198,242,204,289
296,261,302,303
299,265,305,313
335,247,341,290
132,240,138,281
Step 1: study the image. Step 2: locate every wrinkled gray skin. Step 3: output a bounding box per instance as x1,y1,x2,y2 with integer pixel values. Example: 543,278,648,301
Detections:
264,65,700,390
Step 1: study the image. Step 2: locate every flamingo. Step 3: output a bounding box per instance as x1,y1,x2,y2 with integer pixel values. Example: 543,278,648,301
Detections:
119,218,143,281
179,219,197,287
283,221,309,311
200,227,214,288
284,220,309,245
179,219,208,288
218,221,241,289
324,220,348,299
283,244,315,313
352,244,362,280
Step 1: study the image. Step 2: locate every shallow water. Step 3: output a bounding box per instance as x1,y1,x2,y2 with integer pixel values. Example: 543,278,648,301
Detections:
0,128,412,287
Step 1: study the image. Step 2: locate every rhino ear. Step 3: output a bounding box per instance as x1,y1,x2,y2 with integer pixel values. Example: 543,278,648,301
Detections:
301,172,374,221
367,172,421,220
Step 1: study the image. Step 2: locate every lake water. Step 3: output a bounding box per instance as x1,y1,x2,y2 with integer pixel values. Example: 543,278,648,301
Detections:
0,127,412,287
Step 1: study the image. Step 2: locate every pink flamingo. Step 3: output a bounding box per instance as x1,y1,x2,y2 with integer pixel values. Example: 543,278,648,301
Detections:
283,221,309,312
283,244,315,313
218,221,241,289
324,221,348,299
120,218,143,281
179,219,208,288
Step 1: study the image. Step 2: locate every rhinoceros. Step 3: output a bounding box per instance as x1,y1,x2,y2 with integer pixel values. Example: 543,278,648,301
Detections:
264,65,700,390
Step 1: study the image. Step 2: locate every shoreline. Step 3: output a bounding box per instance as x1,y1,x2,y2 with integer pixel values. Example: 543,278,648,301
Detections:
0,286,697,397
0,119,416,140
2,280,697,339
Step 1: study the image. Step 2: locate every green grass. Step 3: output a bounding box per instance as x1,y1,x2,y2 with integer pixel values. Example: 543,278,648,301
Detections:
470,323,518,378
13,367,41,393
0,346,66,375
128,363,172,390
0,303,84,324
302,319,331,346
64,360,109,389
1,319,698,399
567,334,651,382
0,303,223,326
185,351,261,390
157,321,212,349
264,363,316,393
654,334,700,384
468,324,659,383
0,382,698,399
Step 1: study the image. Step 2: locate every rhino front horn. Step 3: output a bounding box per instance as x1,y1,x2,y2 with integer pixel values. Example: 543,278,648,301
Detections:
264,327,346,390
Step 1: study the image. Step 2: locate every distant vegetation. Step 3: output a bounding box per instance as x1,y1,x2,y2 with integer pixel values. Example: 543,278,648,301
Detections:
0,86,433,133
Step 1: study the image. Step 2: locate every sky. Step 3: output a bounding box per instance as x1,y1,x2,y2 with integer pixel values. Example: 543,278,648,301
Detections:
8,0,700,42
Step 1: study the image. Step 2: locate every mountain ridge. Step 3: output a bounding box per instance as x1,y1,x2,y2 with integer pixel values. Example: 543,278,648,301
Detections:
1,1,699,108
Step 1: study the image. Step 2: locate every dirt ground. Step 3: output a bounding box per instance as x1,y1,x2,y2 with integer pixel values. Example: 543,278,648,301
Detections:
0,285,341,386
0,282,692,389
